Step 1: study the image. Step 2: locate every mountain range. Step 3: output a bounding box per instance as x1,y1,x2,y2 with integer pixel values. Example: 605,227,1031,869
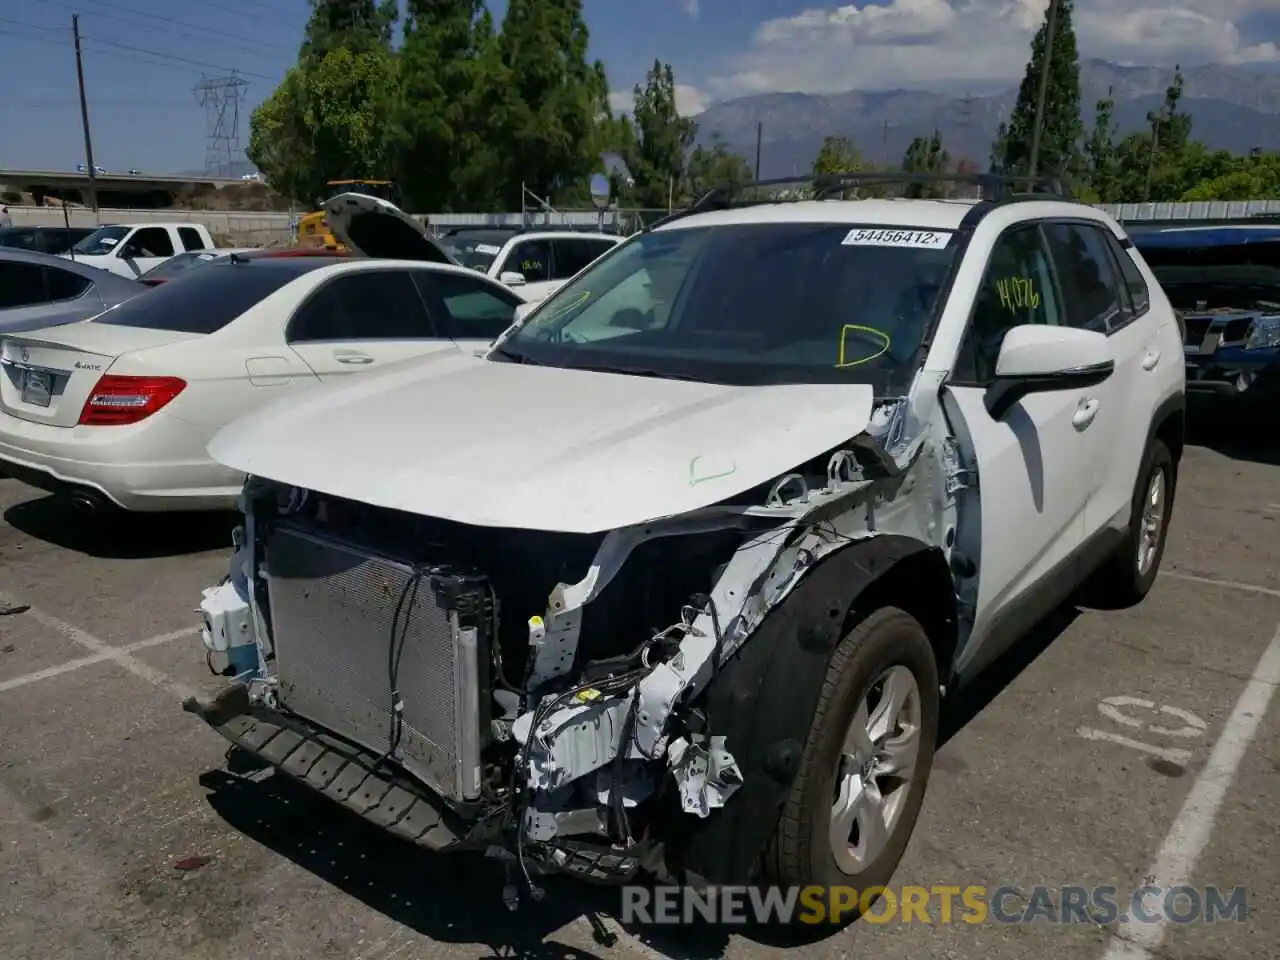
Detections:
692,59,1280,178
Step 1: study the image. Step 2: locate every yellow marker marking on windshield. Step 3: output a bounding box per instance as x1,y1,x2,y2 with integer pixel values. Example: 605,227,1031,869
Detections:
533,288,591,325
835,324,892,368
996,276,1040,311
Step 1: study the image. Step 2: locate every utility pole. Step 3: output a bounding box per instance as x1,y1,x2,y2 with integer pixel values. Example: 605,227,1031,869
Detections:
1027,0,1059,178
882,119,889,165
72,14,99,221
754,121,762,178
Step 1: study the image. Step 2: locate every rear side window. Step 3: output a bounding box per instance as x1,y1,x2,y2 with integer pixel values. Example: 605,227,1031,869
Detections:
1105,234,1150,317
178,227,207,251
94,263,302,333
552,238,614,280
45,266,92,301
0,261,50,308
288,270,435,342
128,227,175,258
418,271,520,340
0,230,37,250
1043,223,1125,333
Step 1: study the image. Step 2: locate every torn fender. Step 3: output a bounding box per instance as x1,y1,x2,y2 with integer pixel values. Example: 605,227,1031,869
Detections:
658,534,954,886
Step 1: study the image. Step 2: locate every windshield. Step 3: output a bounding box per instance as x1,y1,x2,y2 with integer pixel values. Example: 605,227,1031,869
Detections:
72,225,130,256
498,222,959,388
441,232,513,272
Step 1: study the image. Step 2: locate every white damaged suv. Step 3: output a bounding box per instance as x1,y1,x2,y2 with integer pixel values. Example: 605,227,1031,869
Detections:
185,175,1186,923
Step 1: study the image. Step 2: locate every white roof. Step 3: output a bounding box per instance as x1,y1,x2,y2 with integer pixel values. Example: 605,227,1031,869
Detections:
658,198,983,232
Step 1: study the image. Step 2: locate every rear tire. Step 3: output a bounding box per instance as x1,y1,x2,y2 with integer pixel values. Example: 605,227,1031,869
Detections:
761,606,939,929
1086,439,1174,608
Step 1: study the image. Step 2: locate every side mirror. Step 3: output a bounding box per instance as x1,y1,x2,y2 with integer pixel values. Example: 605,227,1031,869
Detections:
117,244,139,259
514,301,536,324
499,270,527,287
984,325,1114,420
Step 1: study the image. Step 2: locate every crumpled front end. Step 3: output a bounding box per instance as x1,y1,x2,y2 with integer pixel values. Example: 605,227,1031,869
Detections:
185,394,957,895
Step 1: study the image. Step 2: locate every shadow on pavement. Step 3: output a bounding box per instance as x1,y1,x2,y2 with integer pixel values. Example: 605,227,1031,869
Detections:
3,493,236,559
1186,396,1280,466
200,768,650,960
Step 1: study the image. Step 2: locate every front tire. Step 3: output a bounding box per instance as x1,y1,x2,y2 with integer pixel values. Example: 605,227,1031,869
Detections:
761,606,939,927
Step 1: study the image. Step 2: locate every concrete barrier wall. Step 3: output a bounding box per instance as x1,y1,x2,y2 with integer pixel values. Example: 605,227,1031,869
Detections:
8,206,295,246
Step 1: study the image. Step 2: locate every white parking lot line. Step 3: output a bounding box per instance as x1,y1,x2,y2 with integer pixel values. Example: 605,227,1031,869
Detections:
1162,571,1280,599
1100,620,1280,959
0,592,198,701
0,627,197,694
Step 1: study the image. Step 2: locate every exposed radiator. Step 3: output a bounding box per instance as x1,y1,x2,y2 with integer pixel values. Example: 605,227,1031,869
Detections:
263,523,490,802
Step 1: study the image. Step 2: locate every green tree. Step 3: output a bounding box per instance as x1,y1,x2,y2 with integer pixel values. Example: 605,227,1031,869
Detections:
1084,87,1120,201
684,132,753,200
627,60,697,209
300,0,397,59
1181,157,1280,201
394,1,498,211
992,0,1083,178
494,0,609,209
811,135,865,175
902,130,949,197
247,45,399,206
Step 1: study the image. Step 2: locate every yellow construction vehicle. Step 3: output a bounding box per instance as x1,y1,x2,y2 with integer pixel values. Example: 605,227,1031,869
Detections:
296,180,398,250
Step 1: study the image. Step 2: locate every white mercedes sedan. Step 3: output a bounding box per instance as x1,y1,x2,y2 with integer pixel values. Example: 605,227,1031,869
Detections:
0,253,527,512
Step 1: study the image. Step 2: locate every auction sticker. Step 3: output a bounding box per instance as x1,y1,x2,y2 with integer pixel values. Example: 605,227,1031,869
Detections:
841,228,952,249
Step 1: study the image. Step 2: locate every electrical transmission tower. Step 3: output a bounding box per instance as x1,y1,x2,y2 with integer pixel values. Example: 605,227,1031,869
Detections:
194,73,250,177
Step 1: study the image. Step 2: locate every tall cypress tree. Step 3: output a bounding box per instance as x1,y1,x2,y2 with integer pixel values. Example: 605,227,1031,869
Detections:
992,0,1082,179
495,0,607,208
300,0,397,60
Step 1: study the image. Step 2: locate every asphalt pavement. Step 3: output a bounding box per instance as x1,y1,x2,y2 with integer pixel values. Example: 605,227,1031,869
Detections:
1,414,1278,960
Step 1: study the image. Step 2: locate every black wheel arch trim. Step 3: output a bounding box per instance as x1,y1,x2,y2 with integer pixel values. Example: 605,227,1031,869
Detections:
1147,391,1186,464
661,534,950,886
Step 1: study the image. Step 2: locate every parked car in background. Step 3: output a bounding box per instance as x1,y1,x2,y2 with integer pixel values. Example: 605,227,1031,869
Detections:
0,254,527,513
325,192,623,301
76,163,108,175
139,247,355,285
64,222,216,279
138,249,259,285
0,226,96,256
0,248,146,334
1132,225,1280,403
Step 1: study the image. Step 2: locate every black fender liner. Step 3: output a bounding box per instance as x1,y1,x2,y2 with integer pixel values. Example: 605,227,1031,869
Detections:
661,534,944,886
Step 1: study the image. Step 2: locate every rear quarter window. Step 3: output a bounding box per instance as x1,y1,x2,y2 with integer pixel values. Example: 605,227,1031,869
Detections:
93,263,305,333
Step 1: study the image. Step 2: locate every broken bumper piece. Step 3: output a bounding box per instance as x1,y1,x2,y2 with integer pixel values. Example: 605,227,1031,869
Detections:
182,683,468,853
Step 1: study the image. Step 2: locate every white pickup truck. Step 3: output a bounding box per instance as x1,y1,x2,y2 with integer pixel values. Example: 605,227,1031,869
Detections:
63,222,217,278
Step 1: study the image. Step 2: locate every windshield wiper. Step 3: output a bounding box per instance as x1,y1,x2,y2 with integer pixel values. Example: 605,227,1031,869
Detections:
490,344,537,364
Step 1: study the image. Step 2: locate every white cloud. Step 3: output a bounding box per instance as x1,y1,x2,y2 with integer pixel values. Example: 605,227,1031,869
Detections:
682,0,700,17
704,0,1280,96
609,84,711,116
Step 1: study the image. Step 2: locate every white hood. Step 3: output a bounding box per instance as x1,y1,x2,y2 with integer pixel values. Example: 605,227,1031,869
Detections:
208,354,876,533
323,192,456,264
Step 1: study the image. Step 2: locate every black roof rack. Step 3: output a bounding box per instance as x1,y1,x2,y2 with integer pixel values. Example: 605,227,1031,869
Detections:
645,172,1074,231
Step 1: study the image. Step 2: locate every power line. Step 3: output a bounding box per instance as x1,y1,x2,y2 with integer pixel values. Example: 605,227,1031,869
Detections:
0,15,274,80
67,0,297,54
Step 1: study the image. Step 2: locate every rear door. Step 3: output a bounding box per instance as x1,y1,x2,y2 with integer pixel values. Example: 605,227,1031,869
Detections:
286,268,460,380
1043,221,1158,537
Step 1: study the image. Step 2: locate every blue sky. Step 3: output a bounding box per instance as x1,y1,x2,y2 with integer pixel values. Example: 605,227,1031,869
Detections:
2,0,1276,173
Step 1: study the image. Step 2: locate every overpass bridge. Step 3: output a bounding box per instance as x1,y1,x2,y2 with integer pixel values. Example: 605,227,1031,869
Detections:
0,169,266,209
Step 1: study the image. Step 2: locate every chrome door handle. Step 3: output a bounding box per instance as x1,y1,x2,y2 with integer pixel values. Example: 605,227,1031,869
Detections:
1072,396,1100,429
1141,347,1161,371
335,353,373,365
